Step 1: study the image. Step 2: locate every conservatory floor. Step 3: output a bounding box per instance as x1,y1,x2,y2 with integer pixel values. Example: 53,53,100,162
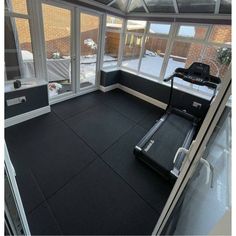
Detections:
5,89,174,235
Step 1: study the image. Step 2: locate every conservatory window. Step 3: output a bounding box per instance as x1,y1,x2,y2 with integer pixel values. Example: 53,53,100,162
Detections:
149,23,171,35
144,0,175,13
139,36,168,78
165,41,204,86
209,25,231,44
177,25,208,40
122,34,144,71
127,20,146,33
177,0,216,13
121,20,146,71
103,15,123,68
5,0,36,81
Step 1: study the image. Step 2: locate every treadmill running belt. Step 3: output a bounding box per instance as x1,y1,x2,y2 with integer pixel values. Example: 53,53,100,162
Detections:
143,113,193,173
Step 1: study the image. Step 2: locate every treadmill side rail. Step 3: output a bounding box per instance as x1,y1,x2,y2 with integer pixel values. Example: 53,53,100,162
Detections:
134,113,168,153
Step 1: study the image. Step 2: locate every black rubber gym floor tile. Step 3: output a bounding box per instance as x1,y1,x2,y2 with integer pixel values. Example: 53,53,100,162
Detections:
47,158,159,235
6,115,98,199
65,104,135,154
16,169,45,214
27,202,62,235
102,89,158,123
101,125,174,213
24,122,98,198
52,91,105,120
138,106,165,131
5,112,61,148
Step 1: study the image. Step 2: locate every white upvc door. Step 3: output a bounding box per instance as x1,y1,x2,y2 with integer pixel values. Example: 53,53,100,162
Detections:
76,8,102,93
39,1,103,104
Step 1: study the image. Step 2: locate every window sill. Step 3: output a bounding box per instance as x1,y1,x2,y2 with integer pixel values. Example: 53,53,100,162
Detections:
5,79,48,93
120,67,214,101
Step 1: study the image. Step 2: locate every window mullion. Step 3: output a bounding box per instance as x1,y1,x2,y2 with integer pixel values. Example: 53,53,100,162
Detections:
137,21,149,72
118,19,127,67
159,22,178,81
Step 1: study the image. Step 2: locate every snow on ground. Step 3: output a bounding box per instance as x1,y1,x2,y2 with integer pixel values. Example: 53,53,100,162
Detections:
49,53,213,97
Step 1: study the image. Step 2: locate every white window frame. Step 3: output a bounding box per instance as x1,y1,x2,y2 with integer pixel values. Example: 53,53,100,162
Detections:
119,20,231,98
102,14,124,70
4,0,43,83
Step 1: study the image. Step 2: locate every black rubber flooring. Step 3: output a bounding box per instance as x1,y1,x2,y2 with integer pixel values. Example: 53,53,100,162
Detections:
5,89,174,235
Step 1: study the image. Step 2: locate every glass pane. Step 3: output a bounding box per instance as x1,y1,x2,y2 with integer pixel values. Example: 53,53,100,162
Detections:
127,20,146,33
80,13,100,88
165,41,204,89
201,46,231,79
128,0,146,12
42,4,72,98
103,31,120,68
106,15,123,30
110,0,127,12
7,0,28,15
5,16,35,80
219,0,231,14
149,23,171,35
209,25,231,44
145,0,175,13
122,34,143,70
177,25,208,39
140,36,167,77
177,0,216,13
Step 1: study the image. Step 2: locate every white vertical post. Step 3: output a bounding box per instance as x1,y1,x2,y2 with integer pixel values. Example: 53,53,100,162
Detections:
4,143,31,235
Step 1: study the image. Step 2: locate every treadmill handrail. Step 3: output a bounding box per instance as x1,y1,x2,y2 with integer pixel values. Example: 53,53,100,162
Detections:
171,140,196,178
173,147,189,164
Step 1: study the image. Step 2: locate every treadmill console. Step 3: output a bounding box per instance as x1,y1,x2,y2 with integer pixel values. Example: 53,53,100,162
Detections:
170,62,221,89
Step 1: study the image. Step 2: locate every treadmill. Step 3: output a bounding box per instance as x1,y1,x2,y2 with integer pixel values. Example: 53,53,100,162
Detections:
134,62,221,181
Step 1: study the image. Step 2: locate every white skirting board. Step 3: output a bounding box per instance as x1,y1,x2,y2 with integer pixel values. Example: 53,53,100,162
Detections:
5,106,51,128
99,83,167,110
99,84,119,92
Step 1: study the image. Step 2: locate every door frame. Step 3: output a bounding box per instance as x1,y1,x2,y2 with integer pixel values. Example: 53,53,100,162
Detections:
152,65,231,235
39,0,103,104
40,0,76,104
76,7,103,93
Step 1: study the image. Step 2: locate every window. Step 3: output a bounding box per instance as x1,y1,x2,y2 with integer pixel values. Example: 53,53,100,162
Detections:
145,0,175,13
121,20,146,71
122,34,144,71
128,0,146,13
209,25,231,44
8,0,28,15
120,21,231,96
42,3,73,97
219,0,231,14
103,15,123,68
177,0,216,13
139,36,168,77
139,23,171,78
165,41,204,84
177,25,208,39
149,23,171,35
127,20,146,33
5,0,36,81
110,0,127,12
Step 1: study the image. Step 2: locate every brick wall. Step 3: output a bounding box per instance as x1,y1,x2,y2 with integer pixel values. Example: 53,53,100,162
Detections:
186,26,231,77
